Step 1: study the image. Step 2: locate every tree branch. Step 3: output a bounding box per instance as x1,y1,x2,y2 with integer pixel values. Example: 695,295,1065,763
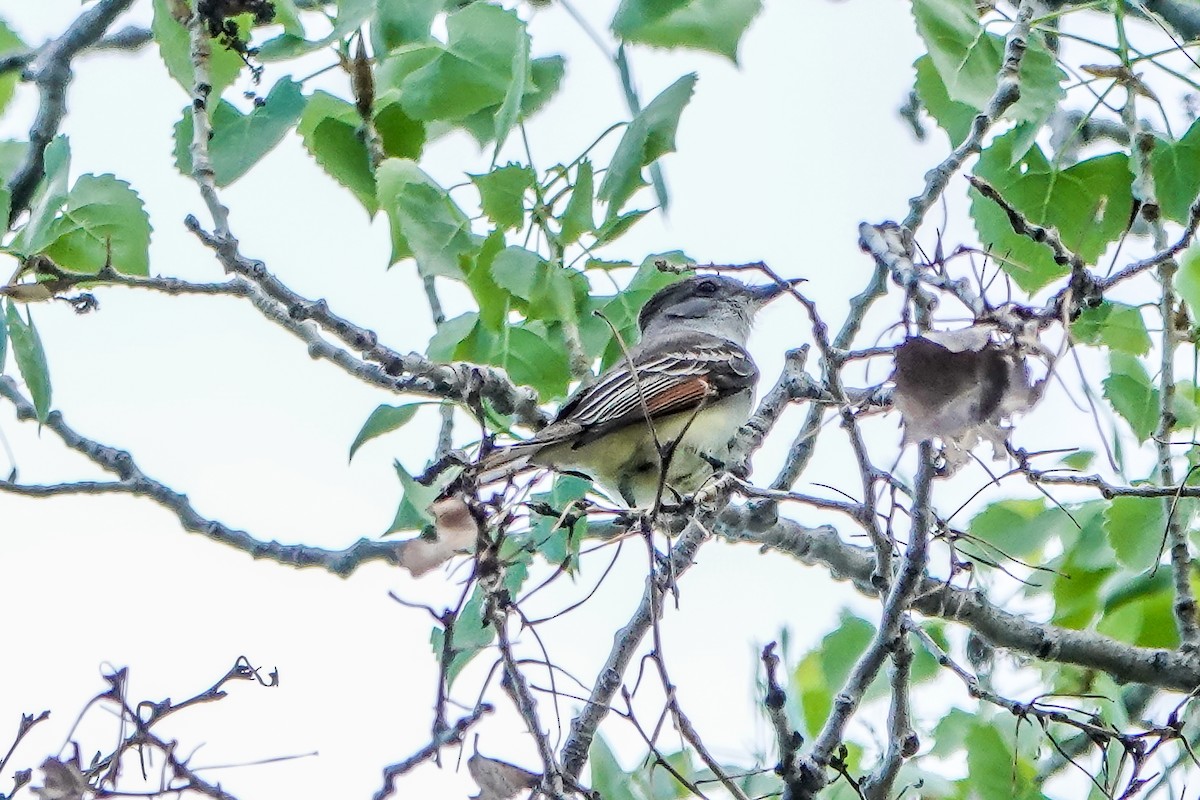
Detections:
902,0,1034,233
6,0,136,226
0,377,406,577
713,504,1200,692
559,518,710,781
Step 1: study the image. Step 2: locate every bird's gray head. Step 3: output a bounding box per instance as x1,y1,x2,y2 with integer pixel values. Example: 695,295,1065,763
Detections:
637,274,799,346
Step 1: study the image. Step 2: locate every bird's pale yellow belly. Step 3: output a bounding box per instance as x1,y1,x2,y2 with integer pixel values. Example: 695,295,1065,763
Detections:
534,390,753,506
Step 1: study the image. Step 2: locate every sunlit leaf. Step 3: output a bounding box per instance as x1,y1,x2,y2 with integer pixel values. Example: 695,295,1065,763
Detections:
5,301,51,424
41,175,152,276
611,0,762,62
1070,301,1151,355
972,129,1132,292
377,158,477,277
1102,352,1160,442
599,74,696,216
174,77,307,186
151,0,246,95
1103,496,1167,571
297,91,377,213
471,164,533,231
1150,118,1200,224
349,403,422,461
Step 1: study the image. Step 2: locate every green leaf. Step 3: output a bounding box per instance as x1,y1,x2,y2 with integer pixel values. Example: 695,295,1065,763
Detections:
39,175,152,276
0,140,29,181
1060,450,1096,471
1102,352,1160,442
0,20,25,119
372,0,442,52
386,459,457,534
394,3,525,121
966,723,1039,800
968,498,1068,560
1174,383,1200,430
374,101,426,160
1070,301,1151,355
257,0,374,60
560,159,595,245
599,74,696,215
471,164,533,231
523,56,566,119
427,312,479,361
912,54,976,147
1177,244,1200,317
376,158,477,276
174,77,307,186
152,0,245,96
589,736,641,800
528,475,591,569
611,0,762,62
270,0,304,35
0,295,6,373
1103,496,1167,571
972,130,1133,292
490,245,542,300
5,301,51,424
795,613,874,738
489,247,580,332
594,208,652,246
492,24,529,158
429,584,495,688
466,231,510,331
497,325,570,398
912,0,1004,109
349,403,422,461
1051,559,1112,629
297,91,377,213
10,137,70,257
912,0,1064,127
1100,572,1177,648
1150,118,1200,224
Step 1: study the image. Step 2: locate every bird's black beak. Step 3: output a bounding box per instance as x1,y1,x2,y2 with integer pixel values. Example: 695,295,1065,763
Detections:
750,277,805,304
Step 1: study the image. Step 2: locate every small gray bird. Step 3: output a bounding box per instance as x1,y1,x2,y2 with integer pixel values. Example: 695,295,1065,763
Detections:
477,274,798,506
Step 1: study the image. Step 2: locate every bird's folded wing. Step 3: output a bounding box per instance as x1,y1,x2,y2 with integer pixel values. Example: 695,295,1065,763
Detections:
556,337,758,448
475,336,757,479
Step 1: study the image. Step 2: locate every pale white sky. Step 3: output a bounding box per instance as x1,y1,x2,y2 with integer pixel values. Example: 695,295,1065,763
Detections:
0,1,1162,798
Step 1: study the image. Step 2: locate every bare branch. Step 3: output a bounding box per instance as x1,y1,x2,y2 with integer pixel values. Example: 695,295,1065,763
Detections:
372,705,493,800
559,518,710,781
861,628,916,800
0,377,407,577
185,218,549,428
6,0,136,225
901,0,1035,232
793,445,935,798
713,504,1200,692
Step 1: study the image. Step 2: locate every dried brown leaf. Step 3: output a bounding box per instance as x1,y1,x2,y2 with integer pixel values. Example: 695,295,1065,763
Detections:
468,754,538,800
32,757,88,800
396,495,479,577
892,326,1040,466
1,283,56,303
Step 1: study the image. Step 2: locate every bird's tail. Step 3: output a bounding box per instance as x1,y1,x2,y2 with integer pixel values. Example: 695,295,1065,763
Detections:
474,443,540,486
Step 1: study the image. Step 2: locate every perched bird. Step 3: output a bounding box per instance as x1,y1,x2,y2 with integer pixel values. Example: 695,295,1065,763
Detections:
477,274,798,506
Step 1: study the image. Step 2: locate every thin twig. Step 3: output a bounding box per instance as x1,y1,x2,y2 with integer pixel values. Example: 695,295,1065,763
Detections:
559,517,710,781
0,377,407,576
901,0,1035,233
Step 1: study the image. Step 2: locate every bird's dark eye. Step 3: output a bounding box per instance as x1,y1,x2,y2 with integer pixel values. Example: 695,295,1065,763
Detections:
697,279,718,295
